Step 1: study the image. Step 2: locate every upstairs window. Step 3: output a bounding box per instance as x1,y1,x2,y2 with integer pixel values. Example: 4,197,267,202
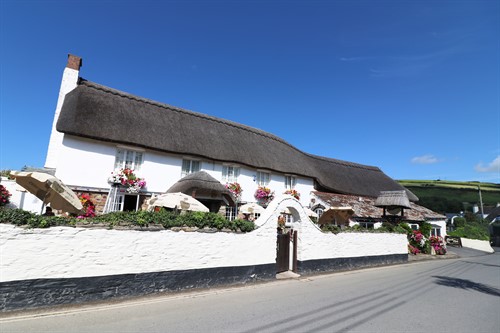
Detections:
182,159,200,177
115,148,143,171
285,175,296,190
222,165,240,183
256,171,270,186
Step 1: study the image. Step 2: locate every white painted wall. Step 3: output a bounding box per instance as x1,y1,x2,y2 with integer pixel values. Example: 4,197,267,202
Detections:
45,65,80,169
460,238,494,253
54,135,315,206
0,196,408,283
1,178,43,214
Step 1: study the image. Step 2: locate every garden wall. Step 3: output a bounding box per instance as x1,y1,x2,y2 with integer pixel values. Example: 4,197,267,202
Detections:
460,237,495,253
0,196,408,312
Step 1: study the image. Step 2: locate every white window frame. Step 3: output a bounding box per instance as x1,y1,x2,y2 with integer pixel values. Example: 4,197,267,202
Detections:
285,175,296,190
181,159,201,177
315,208,324,219
225,205,237,221
256,171,270,186
431,226,441,237
114,148,143,171
222,165,240,183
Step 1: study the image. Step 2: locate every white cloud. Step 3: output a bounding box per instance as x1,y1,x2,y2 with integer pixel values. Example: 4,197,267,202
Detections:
411,154,439,164
474,156,500,173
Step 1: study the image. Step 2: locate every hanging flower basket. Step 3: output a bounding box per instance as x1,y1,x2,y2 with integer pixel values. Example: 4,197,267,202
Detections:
226,182,242,201
254,186,274,207
108,168,146,193
284,189,300,200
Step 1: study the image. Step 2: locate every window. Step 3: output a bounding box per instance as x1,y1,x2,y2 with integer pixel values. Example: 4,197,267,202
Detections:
256,171,270,186
359,222,374,229
285,176,296,190
225,205,237,221
114,148,143,171
222,165,240,183
314,208,324,219
431,226,441,237
181,159,200,177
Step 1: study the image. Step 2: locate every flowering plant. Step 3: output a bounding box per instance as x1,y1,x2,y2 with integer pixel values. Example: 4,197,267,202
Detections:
408,244,421,255
0,184,11,206
226,182,242,201
254,186,275,206
408,229,430,254
284,189,300,200
429,235,447,255
77,194,96,218
108,168,146,194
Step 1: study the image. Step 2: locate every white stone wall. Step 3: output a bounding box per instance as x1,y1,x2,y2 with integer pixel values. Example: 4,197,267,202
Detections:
1,178,43,214
460,237,494,253
0,196,408,283
0,222,277,282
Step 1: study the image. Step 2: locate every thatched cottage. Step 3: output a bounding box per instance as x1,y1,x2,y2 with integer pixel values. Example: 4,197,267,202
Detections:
44,54,418,218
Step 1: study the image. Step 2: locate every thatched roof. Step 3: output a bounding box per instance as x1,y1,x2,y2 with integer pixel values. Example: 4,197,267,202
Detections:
166,171,235,206
57,79,418,200
374,191,412,209
313,192,444,222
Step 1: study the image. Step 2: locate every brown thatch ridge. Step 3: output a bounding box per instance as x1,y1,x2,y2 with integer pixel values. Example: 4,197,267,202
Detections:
374,191,412,209
57,79,418,200
166,171,235,206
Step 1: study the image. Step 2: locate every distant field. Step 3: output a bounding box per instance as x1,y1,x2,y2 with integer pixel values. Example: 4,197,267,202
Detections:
398,180,499,191
397,180,500,213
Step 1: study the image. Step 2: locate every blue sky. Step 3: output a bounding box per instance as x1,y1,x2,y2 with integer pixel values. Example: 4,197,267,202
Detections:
1,0,499,183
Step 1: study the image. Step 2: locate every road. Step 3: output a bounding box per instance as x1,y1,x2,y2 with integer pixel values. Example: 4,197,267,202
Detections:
1,247,499,333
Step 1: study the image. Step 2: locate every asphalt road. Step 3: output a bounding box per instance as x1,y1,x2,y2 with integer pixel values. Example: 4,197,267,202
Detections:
1,247,499,333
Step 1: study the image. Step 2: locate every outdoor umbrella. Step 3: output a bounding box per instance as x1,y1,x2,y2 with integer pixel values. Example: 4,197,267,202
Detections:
10,171,83,214
148,192,209,212
239,202,265,215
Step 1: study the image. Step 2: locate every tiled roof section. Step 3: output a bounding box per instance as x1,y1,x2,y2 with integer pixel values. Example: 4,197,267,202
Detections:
56,79,418,199
313,191,445,222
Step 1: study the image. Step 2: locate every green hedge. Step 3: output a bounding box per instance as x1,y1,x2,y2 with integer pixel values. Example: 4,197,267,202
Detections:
0,208,255,232
448,222,490,241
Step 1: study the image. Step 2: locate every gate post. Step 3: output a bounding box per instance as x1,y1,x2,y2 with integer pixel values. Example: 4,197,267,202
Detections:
292,230,298,273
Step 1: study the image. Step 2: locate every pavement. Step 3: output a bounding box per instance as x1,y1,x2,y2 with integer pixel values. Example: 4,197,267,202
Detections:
408,249,460,262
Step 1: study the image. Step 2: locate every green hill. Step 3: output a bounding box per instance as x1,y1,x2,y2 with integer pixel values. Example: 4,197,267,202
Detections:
398,180,500,214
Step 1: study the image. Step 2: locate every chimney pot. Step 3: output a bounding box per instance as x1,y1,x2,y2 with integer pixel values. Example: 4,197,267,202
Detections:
67,54,82,71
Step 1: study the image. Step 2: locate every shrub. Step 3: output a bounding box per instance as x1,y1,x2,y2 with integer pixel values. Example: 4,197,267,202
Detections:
429,235,447,255
0,207,255,232
453,217,466,228
448,223,490,241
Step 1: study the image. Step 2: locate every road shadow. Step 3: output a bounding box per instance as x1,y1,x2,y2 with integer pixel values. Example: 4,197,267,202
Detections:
433,275,500,297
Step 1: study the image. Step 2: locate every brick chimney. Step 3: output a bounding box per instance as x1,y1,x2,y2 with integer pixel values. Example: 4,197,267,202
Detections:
66,54,82,71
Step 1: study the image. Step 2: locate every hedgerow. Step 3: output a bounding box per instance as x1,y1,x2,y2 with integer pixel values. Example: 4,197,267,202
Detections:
0,207,255,232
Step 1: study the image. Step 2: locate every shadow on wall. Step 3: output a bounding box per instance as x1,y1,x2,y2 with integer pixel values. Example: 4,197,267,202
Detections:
433,275,500,297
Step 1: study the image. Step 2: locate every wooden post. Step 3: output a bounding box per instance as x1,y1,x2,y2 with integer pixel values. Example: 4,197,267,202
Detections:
292,230,298,273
